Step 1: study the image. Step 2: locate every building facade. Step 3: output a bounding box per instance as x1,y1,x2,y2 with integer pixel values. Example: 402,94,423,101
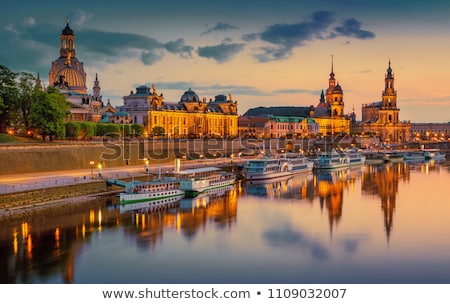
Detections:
312,57,350,135
410,123,450,141
357,61,411,143
146,87,238,138
48,20,104,122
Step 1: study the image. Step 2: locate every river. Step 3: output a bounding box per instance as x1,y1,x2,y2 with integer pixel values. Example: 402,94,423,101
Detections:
1,159,450,283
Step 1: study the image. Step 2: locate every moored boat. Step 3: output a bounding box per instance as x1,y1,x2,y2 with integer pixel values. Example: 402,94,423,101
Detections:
382,151,404,163
178,167,236,197
345,148,366,166
423,149,446,160
119,177,184,205
242,154,314,181
403,151,425,162
364,152,385,164
314,150,350,170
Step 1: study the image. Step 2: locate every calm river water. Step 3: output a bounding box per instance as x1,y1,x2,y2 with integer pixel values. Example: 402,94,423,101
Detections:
1,159,450,284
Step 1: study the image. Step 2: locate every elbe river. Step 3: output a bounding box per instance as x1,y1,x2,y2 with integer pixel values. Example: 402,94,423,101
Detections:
1,159,450,283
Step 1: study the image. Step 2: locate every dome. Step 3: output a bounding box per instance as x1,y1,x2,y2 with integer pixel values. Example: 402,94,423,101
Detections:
56,67,86,90
180,88,199,103
333,83,343,93
62,23,74,36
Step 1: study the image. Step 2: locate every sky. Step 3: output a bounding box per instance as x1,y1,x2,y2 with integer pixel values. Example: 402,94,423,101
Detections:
1,0,450,123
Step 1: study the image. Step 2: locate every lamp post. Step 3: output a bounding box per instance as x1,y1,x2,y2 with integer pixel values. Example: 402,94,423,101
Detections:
89,161,94,178
98,163,102,177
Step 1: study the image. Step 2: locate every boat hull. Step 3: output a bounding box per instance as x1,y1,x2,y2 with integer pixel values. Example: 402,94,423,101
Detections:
120,189,185,204
243,165,313,181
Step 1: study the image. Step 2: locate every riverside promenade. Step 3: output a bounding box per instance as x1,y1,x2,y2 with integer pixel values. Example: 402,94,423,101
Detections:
0,157,242,195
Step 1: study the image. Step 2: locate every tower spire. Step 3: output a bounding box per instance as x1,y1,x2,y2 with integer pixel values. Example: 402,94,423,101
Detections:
330,55,335,79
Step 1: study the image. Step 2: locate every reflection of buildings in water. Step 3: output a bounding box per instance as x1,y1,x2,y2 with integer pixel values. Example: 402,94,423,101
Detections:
361,163,410,241
243,173,315,200
122,186,239,244
175,187,238,240
408,158,445,175
0,197,118,283
314,167,361,234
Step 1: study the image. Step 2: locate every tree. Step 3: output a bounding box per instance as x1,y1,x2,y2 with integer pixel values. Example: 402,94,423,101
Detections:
96,123,120,138
0,65,19,133
29,87,70,141
79,121,96,140
17,72,38,133
131,124,144,137
152,126,165,137
65,121,81,140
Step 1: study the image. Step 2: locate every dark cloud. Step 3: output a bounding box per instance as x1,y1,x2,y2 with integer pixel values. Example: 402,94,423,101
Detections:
201,22,239,35
197,43,245,63
333,18,376,39
164,39,194,58
141,50,164,65
241,33,258,42
247,11,375,62
255,11,335,62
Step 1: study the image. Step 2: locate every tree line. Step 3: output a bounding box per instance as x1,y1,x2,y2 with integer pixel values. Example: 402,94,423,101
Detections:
0,65,143,141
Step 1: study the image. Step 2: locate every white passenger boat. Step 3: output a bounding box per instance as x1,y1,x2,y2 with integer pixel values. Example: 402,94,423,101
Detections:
346,149,367,166
119,177,184,205
120,195,182,213
178,167,236,197
423,149,446,160
314,150,351,170
242,154,314,181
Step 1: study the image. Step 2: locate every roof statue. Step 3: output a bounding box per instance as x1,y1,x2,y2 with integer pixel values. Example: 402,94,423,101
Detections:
152,84,157,94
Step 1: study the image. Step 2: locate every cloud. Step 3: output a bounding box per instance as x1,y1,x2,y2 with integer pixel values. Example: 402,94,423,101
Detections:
333,18,375,39
246,11,375,62
164,39,194,58
201,22,239,35
197,43,245,63
141,50,165,65
70,9,93,27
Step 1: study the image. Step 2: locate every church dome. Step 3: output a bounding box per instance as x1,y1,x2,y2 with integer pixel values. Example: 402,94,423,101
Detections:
333,83,343,93
56,67,85,89
62,23,74,36
180,88,199,103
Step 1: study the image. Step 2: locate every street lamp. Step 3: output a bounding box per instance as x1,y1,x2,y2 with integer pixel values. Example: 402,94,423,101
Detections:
98,163,102,177
89,161,94,178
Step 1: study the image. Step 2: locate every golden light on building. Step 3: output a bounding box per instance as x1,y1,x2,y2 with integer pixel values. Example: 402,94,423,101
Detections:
21,222,29,240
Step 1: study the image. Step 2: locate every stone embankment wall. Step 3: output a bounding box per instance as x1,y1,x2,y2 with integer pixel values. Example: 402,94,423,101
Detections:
0,180,109,209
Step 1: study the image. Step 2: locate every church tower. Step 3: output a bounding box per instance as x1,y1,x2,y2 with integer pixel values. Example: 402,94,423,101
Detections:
378,60,399,124
325,56,344,117
92,73,101,101
48,19,87,94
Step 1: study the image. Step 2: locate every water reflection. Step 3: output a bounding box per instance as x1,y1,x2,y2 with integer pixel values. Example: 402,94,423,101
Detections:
1,159,450,283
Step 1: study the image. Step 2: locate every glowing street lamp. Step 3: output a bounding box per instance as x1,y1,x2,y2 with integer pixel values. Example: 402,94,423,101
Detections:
89,161,95,178
144,158,149,173
98,163,102,177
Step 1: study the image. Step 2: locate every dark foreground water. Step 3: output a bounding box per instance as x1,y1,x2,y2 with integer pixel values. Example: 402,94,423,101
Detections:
1,159,450,284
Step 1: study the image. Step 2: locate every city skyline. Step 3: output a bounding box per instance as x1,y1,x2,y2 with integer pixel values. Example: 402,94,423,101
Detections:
1,1,450,123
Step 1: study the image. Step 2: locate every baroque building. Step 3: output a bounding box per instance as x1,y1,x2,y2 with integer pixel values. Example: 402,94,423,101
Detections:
48,20,104,122
312,57,351,135
143,86,238,138
356,61,411,143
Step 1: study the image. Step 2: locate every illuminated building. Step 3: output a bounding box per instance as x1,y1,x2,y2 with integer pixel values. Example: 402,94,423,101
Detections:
312,56,351,135
143,87,239,138
355,61,411,143
47,20,105,122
